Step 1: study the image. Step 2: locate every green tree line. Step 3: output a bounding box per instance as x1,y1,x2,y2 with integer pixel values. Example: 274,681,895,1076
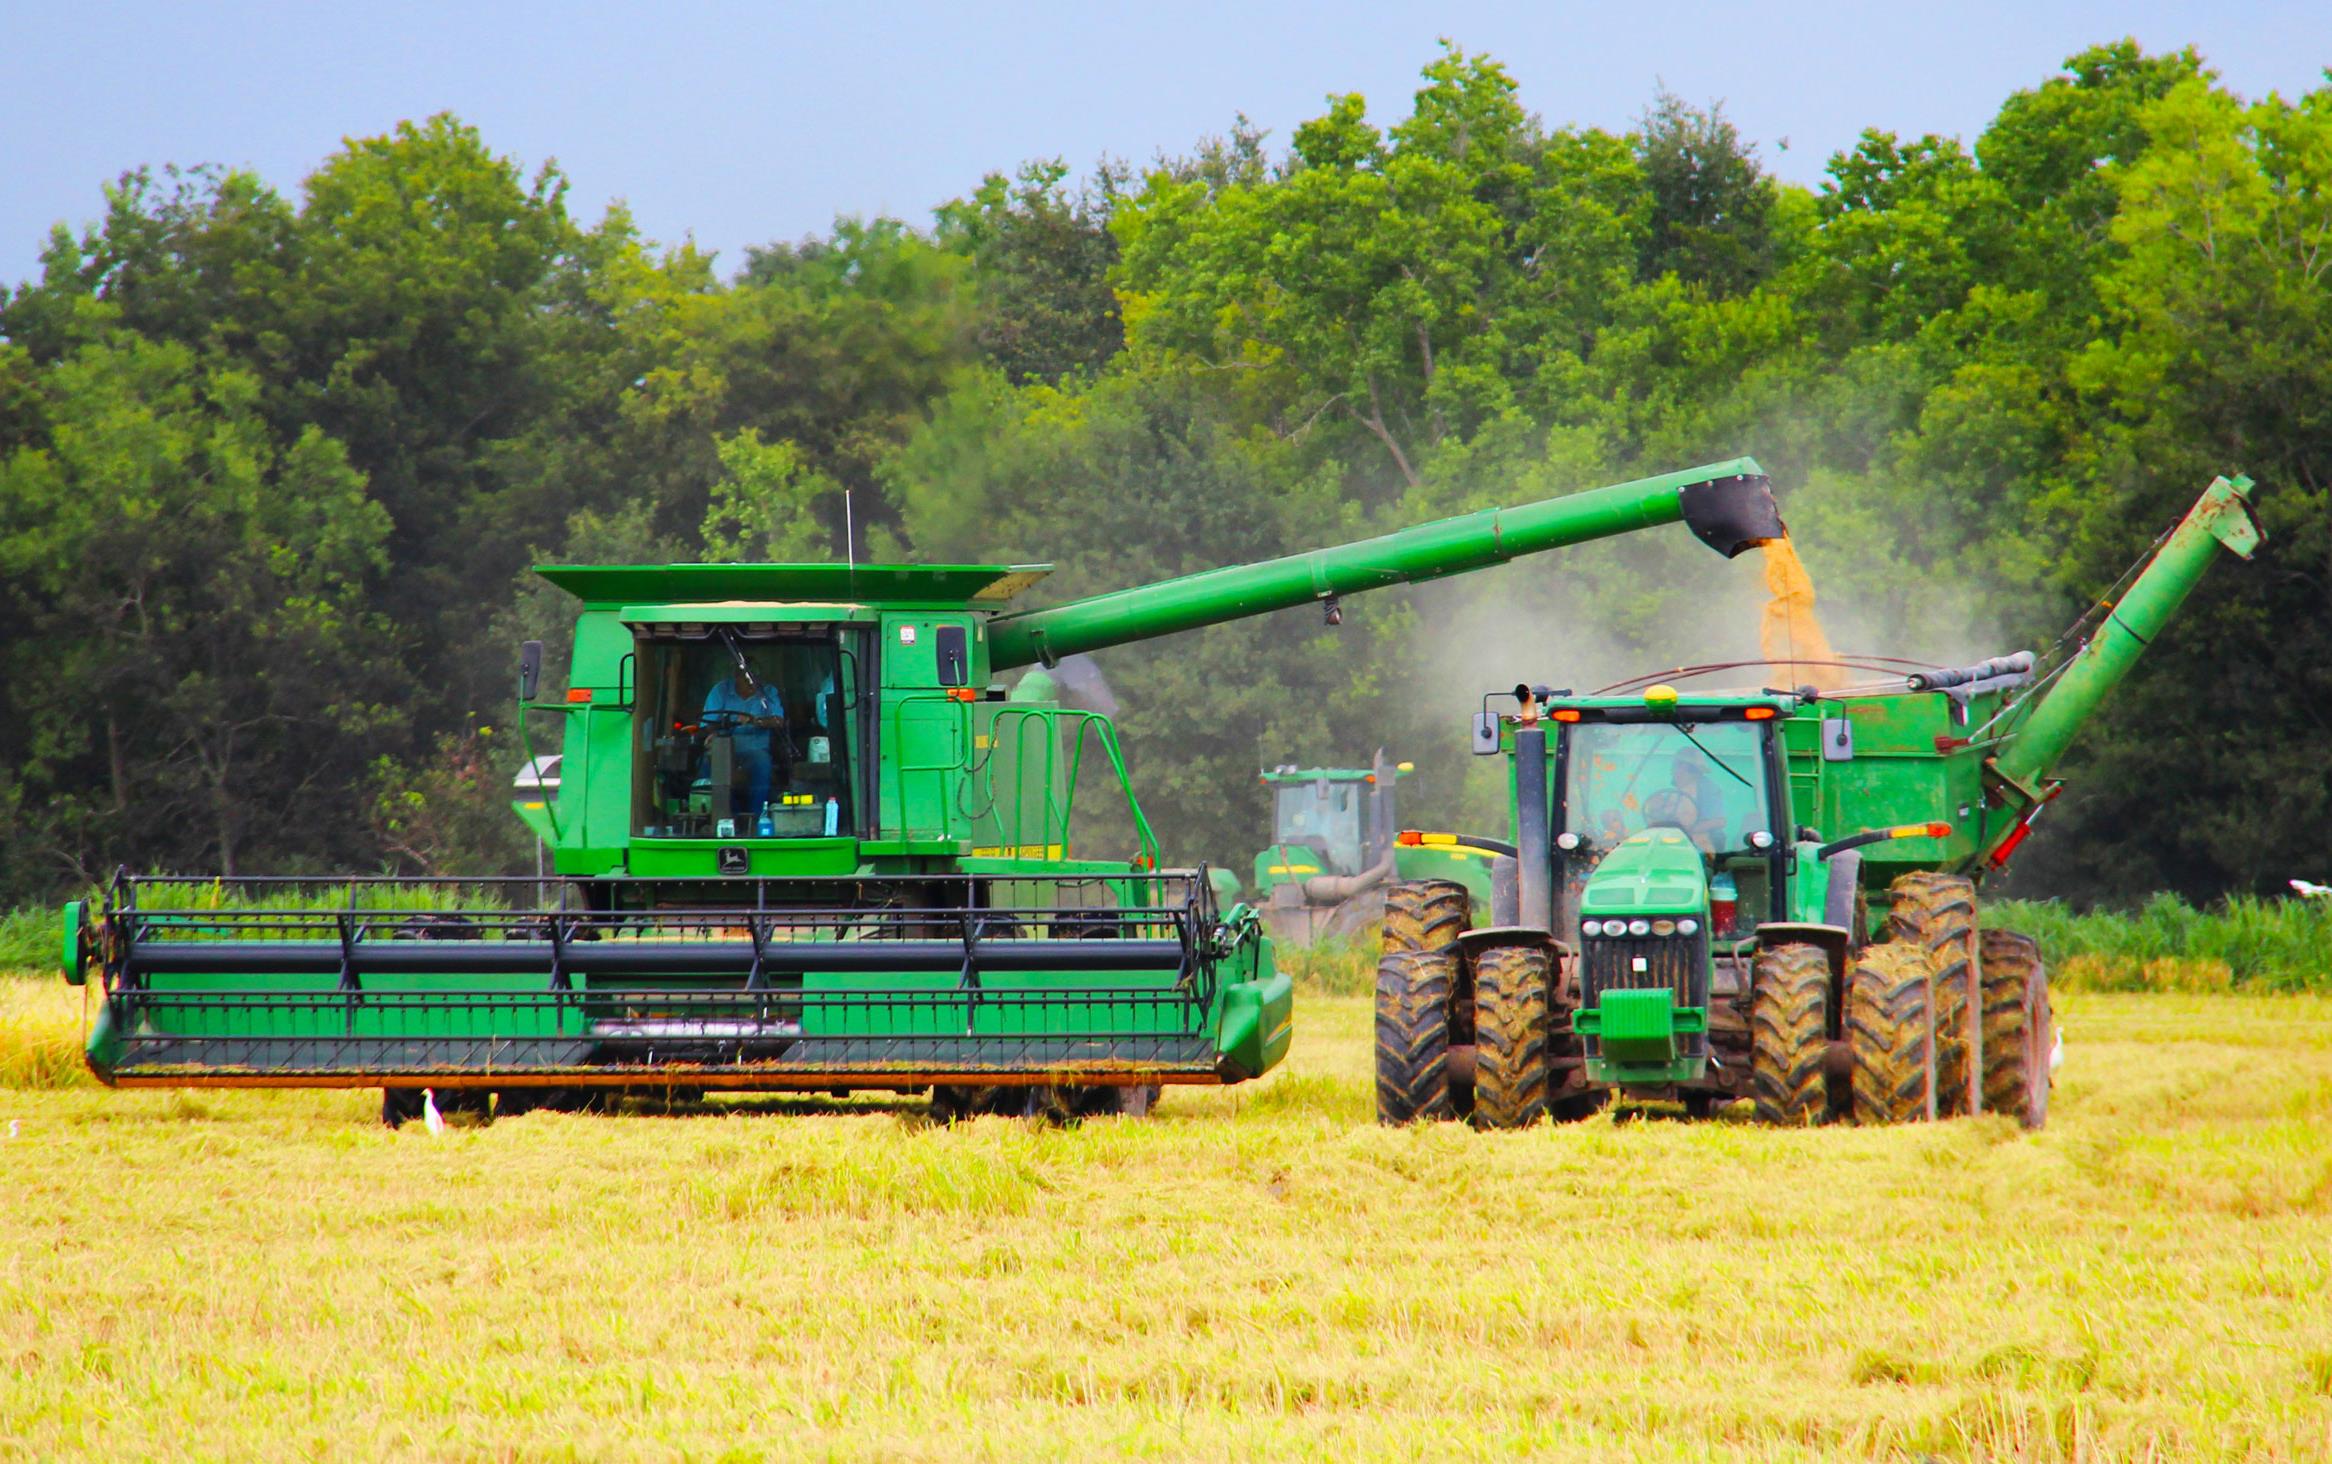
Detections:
2,41,2324,904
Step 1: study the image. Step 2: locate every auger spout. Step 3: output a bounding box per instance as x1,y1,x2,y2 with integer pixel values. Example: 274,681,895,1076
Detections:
987,458,1780,670
1993,474,2263,790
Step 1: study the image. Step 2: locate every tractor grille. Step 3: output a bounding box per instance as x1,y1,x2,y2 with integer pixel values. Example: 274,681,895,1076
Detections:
1580,930,1709,1008
1579,930,1712,1066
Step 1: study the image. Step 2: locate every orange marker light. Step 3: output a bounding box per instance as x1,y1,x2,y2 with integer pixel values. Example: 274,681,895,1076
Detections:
1551,709,1582,723
565,688,592,703
947,688,977,703
1743,706,1777,720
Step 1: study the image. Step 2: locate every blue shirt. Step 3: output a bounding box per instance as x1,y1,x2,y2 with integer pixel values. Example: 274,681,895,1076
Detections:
703,677,784,757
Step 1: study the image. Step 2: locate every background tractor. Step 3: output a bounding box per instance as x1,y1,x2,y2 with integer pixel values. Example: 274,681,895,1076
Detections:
1374,474,2264,1131
1249,752,1499,947
62,459,1784,1122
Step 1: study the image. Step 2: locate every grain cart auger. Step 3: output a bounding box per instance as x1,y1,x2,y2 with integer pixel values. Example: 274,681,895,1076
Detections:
1374,474,2264,1132
59,458,1784,1124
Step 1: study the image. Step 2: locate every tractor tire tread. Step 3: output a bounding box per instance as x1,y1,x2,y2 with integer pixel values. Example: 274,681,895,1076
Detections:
1471,945,1551,1130
1381,880,1471,960
1374,950,1457,1124
1886,872,1977,1118
1750,942,1831,1125
1848,940,1938,1125
1979,928,2053,1129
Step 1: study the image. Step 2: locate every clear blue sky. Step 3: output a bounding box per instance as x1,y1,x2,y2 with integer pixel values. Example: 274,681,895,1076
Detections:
3,0,2324,287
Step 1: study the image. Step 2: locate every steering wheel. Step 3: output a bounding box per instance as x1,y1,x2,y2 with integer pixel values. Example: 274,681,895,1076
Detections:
1641,787,1698,832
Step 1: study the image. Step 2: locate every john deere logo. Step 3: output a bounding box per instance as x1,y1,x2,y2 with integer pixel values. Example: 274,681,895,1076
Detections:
717,847,748,875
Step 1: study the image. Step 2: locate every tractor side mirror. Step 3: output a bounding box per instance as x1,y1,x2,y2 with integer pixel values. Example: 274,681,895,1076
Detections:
519,640,543,702
1471,712,1501,756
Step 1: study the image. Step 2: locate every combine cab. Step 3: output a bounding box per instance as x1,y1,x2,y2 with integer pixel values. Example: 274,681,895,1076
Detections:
61,458,1791,1121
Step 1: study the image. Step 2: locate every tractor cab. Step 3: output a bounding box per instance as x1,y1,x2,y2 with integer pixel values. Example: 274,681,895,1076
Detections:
1537,690,1795,1086
1254,761,1399,891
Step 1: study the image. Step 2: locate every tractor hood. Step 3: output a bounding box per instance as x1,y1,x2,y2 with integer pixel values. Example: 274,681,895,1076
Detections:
1577,829,1709,918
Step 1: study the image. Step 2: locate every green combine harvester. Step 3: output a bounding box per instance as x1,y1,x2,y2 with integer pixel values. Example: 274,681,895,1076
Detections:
1373,474,2264,1131
1250,754,1499,947
61,458,1789,1123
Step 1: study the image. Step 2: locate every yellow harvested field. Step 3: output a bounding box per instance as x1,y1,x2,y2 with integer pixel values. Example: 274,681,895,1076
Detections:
3,982,2331,1460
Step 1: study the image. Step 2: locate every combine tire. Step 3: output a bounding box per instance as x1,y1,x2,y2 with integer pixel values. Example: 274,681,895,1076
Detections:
1887,872,1979,1116
1071,1084,1159,1119
1471,944,1551,1130
1846,941,1938,1125
1749,942,1831,1125
1381,880,1470,960
380,1088,426,1128
932,1084,1141,1124
1979,929,2054,1129
1375,950,1459,1123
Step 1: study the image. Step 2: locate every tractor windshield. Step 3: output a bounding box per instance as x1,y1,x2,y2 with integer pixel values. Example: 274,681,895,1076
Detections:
633,629,861,839
1272,780,1365,875
1561,720,1771,855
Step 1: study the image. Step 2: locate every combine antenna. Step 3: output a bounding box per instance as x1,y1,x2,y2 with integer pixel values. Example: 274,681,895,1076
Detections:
844,488,856,572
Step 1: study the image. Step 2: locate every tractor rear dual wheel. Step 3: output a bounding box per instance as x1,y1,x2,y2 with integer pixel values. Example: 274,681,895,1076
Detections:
1846,940,1939,1125
1887,872,1979,1117
1979,929,2054,1129
1749,942,1830,1125
1382,880,1470,960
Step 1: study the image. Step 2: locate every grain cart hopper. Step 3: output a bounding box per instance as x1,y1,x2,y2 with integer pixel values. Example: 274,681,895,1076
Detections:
1374,474,2263,1131
61,459,1785,1123
1252,753,1498,947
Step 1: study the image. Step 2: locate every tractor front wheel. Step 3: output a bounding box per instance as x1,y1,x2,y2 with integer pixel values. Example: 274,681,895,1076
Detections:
1470,945,1551,1130
1749,942,1831,1125
1375,950,1461,1123
1846,941,1939,1125
1887,872,1979,1117
1979,929,2054,1129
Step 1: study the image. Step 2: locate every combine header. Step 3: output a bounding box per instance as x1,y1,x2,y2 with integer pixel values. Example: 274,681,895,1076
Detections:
1373,474,2265,1130
62,459,1787,1122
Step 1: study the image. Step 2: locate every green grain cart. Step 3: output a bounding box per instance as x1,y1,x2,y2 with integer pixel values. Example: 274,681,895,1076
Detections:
62,459,1786,1123
1250,754,1500,947
1374,474,2264,1131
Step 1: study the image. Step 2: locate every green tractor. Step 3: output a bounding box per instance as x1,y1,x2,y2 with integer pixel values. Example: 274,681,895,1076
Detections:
1250,753,1499,947
1375,474,2264,1130
60,458,1788,1122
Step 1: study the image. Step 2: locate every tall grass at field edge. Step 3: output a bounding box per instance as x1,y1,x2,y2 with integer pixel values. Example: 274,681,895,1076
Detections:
1988,893,2332,993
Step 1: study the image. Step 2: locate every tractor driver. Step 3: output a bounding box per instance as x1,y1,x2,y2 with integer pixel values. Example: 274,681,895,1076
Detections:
702,664,786,821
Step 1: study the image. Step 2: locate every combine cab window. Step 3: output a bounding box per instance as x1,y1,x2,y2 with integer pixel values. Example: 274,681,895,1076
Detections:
633,629,861,838
1272,781,1364,876
1561,721,1771,855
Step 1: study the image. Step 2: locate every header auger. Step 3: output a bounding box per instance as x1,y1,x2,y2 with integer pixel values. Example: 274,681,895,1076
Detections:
1373,473,2264,1132
63,459,1784,1123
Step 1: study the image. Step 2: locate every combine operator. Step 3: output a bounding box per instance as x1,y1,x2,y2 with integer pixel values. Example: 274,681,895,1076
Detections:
702,661,787,823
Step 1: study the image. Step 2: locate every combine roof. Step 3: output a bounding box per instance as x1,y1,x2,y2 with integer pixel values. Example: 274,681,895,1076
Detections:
532,563,1054,607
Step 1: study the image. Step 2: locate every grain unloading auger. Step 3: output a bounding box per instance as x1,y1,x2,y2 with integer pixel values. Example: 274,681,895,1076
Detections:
61,458,1785,1122
1373,474,2264,1132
